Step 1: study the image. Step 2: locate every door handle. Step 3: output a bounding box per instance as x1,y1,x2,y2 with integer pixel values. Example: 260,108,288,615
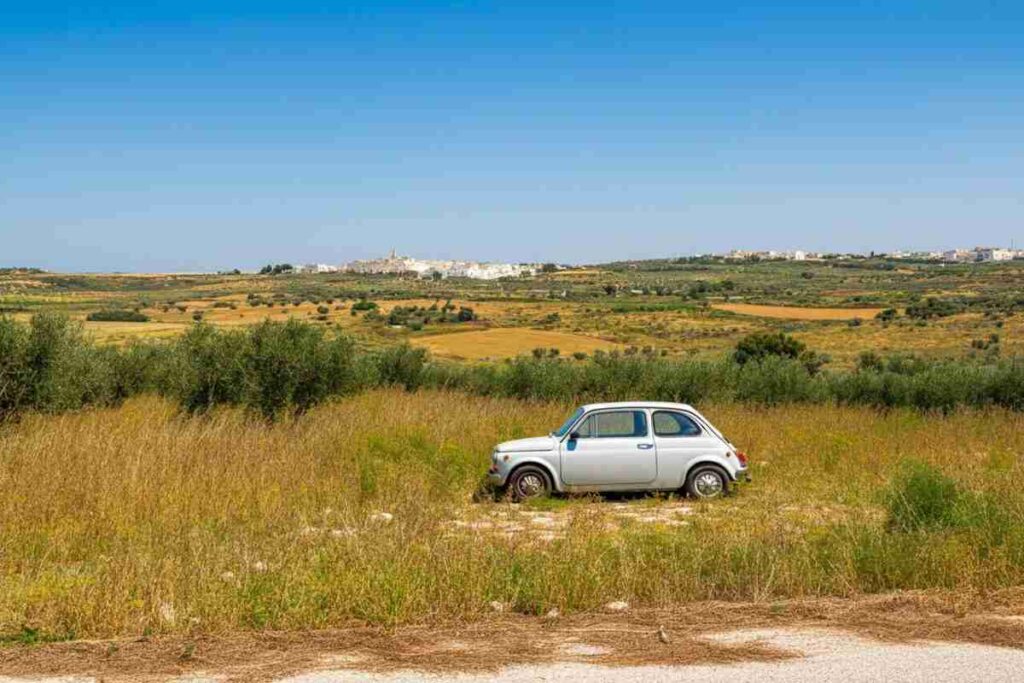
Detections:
637,443,654,450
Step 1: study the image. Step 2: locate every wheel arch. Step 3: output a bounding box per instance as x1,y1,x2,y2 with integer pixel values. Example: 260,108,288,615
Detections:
507,459,561,492
680,458,735,489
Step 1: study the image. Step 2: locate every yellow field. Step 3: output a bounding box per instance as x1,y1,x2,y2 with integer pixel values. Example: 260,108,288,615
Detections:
713,303,886,320
412,327,622,359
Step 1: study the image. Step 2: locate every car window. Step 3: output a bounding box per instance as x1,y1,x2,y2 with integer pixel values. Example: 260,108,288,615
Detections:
574,414,596,438
574,410,648,438
653,411,702,437
553,407,584,437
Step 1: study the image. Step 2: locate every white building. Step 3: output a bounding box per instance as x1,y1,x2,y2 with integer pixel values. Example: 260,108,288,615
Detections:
943,249,970,263
344,250,536,280
301,263,339,274
975,248,1015,262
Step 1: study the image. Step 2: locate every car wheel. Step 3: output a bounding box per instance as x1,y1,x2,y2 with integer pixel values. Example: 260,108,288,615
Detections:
685,465,729,499
508,465,552,502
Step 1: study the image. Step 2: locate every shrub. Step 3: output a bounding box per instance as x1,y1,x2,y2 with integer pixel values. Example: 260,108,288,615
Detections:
352,300,378,312
0,314,130,419
733,356,820,405
243,320,358,418
375,344,428,391
169,321,358,418
886,461,961,532
905,298,962,320
733,332,806,365
857,351,884,372
734,332,827,375
169,324,247,413
86,310,149,323
0,317,30,419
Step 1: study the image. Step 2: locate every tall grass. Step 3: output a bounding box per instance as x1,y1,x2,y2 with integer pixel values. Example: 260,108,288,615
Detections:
1,391,1023,639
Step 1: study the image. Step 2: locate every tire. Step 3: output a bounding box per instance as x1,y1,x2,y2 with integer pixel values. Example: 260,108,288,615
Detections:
685,464,729,499
507,465,552,502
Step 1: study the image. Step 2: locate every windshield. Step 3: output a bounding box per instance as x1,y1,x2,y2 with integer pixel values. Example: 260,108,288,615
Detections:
552,407,584,437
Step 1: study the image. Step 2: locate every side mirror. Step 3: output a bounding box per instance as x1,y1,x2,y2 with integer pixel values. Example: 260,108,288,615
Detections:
569,431,580,441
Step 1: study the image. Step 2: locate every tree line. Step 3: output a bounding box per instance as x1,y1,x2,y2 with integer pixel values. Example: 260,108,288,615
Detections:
3,314,1024,422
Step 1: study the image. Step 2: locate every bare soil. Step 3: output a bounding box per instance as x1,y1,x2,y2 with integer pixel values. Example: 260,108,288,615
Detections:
3,591,1024,682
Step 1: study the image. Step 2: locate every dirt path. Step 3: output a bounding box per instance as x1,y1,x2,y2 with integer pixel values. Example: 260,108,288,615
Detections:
4,627,1024,682
285,628,1024,682
2,594,1024,682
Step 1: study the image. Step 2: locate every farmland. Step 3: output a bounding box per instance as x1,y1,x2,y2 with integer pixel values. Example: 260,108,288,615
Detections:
711,303,886,320
3,258,1024,365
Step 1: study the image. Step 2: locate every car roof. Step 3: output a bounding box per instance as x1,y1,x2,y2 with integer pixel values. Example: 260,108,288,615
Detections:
580,401,697,412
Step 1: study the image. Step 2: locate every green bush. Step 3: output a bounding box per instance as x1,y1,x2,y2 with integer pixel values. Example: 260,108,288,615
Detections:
0,314,131,419
0,317,30,419
6,315,1024,422
170,321,359,419
243,320,358,418
375,344,428,391
352,300,378,312
905,297,962,320
733,332,805,365
885,461,961,532
169,324,247,413
85,310,149,323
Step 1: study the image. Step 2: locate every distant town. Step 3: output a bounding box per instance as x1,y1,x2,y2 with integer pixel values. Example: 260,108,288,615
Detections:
294,249,541,279
284,244,1024,279
717,246,1022,264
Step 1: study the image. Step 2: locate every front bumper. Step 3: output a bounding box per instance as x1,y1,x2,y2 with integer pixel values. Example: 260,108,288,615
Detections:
487,464,508,487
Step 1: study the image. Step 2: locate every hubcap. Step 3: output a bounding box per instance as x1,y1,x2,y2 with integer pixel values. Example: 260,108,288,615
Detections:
694,471,724,497
517,473,545,497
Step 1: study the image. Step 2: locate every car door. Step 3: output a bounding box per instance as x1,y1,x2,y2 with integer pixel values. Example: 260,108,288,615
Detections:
650,410,723,484
559,409,657,486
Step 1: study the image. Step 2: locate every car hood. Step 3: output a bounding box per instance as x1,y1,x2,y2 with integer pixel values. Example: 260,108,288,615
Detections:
495,436,557,453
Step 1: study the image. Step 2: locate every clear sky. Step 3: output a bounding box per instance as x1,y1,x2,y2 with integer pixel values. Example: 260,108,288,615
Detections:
3,1,1023,271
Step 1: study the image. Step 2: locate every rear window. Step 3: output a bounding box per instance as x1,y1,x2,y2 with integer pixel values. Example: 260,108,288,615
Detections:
653,411,702,437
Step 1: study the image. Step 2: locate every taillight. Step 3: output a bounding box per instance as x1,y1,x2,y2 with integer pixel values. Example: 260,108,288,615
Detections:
735,451,748,467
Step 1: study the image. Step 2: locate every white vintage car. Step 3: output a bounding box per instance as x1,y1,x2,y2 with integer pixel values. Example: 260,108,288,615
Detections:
487,402,749,500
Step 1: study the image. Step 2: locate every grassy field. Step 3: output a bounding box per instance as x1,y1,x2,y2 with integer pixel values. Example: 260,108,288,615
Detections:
4,259,1024,365
3,389,1024,640
711,303,887,320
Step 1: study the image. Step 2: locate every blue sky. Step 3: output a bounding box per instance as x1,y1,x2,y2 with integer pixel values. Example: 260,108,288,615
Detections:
2,2,1023,271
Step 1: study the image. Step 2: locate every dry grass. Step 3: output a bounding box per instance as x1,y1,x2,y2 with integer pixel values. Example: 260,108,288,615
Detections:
713,303,887,320
412,328,623,359
2,391,1024,645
